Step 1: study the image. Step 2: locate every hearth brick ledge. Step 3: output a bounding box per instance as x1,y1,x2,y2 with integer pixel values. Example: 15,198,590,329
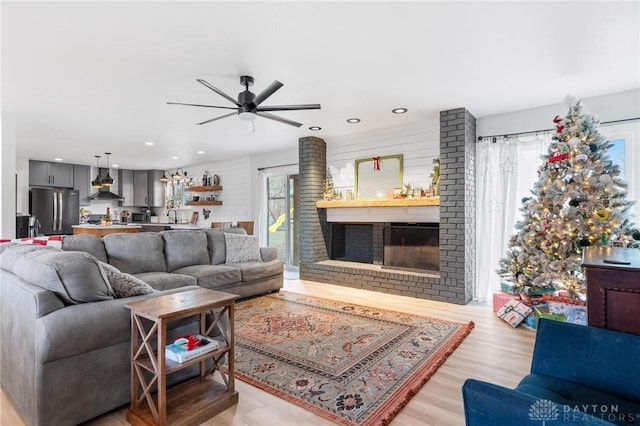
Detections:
298,108,476,304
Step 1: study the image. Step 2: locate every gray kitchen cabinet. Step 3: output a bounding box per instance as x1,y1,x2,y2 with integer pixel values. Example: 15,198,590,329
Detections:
148,170,166,208
73,165,91,206
133,170,149,206
118,169,134,206
29,160,74,188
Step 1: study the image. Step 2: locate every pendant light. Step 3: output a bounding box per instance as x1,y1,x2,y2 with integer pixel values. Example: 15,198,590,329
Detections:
101,152,114,187
91,156,103,189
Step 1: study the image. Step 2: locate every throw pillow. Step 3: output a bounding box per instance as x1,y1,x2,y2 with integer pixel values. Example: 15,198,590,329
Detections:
98,261,156,298
13,250,114,304
224,233,262,263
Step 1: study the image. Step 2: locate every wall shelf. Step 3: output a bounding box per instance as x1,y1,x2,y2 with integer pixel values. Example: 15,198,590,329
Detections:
186,200,223,206
187,185,222,192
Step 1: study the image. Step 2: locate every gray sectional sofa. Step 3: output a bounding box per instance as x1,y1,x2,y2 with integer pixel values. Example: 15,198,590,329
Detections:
0,228,283,426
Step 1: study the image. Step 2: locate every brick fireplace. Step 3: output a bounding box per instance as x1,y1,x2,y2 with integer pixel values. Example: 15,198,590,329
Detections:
298,108,476,304
328,222,439,273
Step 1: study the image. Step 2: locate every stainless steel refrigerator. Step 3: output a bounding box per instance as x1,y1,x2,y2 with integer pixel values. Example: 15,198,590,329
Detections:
29,188,80,235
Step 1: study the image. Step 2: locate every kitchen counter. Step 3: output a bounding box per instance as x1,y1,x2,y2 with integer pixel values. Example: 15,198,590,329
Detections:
123,223,206,232
72,224,141,237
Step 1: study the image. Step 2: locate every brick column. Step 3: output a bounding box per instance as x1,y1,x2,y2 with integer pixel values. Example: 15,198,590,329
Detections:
298,137,329,272
439,108,476,304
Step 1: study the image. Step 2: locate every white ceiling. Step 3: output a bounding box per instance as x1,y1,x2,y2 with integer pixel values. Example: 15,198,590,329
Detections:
2,1,639,170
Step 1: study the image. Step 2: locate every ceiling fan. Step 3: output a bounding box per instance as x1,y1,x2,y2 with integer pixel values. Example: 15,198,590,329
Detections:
168,75,320,129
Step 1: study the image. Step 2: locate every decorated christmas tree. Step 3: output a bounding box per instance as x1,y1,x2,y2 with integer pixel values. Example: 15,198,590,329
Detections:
497,97,639,295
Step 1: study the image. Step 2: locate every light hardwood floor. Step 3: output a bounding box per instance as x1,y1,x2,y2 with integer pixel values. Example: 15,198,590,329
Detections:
1,279,535,426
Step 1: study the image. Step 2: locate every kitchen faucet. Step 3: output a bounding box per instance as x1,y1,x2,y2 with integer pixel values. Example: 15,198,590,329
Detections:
167,209,177,224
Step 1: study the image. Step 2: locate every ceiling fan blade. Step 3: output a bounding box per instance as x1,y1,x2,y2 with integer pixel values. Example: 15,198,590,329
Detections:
196,111,237,125
256,104,321,112
196,79,241,106
167,102,238,110
255,111,302,128
252,80,284,107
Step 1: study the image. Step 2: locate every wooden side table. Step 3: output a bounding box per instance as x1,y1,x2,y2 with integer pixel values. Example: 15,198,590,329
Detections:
125,288,238,426
582,246,640,335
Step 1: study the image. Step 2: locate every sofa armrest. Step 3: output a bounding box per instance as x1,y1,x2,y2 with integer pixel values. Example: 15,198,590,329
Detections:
462,379,612,426
260,247,278,262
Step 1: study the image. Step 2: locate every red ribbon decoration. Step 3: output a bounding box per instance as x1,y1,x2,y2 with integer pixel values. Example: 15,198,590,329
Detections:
372,156,381,171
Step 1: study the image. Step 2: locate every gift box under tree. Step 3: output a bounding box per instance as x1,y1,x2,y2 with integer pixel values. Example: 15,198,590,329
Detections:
497,299,532,328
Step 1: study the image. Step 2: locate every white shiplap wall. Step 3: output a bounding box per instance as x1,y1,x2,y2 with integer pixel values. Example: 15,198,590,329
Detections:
325,120,440,195
167,157,252,227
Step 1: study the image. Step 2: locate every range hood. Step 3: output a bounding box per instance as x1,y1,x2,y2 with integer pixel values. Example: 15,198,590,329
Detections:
90,168,123,200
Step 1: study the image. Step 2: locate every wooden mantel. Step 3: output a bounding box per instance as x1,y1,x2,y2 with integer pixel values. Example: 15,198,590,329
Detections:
316,197,440,223
316,197,439,208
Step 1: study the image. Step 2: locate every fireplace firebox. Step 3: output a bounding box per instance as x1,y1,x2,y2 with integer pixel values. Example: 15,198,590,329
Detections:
383,223,439,272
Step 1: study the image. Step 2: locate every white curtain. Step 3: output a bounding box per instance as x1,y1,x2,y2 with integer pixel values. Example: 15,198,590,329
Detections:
475,135,549,302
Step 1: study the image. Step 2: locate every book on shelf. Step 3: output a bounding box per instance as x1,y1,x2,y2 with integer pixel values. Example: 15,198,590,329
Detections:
165,335,220,363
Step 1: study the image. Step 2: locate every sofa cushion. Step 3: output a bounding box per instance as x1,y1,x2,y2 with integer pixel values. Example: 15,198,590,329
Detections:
99,261,156,298
162,231,210,272
134,272,197,291
0,242,18,254
0,244,58,273
204,227,246,265
61,234,108,262
237,260,283,282
224,233,262,263
172,264,242,289
103,232,167,274
13,250,115,304
517,374,640,425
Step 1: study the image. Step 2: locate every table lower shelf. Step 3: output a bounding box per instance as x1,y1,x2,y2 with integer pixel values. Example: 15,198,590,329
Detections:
126,376,238,426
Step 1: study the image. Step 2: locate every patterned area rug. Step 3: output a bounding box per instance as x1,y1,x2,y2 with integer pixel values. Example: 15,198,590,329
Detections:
233,291,474,426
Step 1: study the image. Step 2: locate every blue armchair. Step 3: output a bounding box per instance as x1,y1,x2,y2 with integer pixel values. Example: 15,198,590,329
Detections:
462,319,640,425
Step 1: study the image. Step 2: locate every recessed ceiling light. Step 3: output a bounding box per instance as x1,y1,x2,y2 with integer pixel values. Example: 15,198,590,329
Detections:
112,164,119,168
53,157,63,162
309,126,322,131
346,118,361,124
197,150,205,154
392,108,408,114
145,141,154,146
171,156,179,160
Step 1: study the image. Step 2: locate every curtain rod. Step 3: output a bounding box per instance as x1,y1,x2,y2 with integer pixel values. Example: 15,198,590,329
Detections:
477,117,640,142
257,162,298,171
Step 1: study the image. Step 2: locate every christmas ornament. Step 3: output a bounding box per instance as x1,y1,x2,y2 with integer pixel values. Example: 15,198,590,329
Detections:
568,199,580,207
548,144,570,163
594,210,609,221
589,143,598,152
574,153,588,163
633,230,640,241
599,174,612,185
568,137,580,147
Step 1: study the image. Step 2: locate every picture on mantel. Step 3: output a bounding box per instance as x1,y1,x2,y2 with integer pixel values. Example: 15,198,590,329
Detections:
355,154,403,199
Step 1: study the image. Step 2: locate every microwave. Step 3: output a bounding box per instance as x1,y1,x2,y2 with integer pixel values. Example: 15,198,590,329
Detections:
130,212,149,223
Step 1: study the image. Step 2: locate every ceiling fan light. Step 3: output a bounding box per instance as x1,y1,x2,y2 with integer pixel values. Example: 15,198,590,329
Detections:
238,111,256,122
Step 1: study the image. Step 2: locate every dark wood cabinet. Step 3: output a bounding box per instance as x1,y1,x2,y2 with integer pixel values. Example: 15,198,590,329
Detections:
582,247,640,335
